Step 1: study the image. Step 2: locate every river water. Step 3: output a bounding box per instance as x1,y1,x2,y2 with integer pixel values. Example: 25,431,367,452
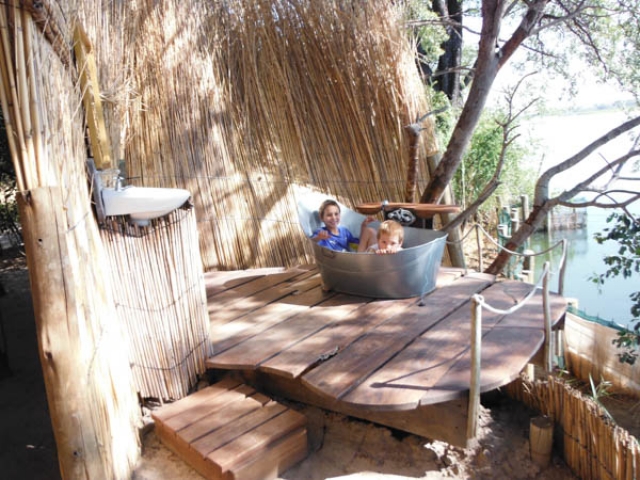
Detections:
519,108,639,328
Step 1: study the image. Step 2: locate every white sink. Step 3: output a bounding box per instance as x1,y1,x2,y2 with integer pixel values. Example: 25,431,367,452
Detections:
101,186,191,226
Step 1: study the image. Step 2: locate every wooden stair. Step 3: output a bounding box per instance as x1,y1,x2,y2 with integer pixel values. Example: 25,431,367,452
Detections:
152,377,309,480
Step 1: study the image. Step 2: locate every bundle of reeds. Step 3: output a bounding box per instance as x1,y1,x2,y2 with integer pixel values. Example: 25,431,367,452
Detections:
0,2,141,478
100,207,212,401
78,0,438,271
506,374,640,480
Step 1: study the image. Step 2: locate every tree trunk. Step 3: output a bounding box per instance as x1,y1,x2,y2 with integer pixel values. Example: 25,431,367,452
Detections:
420,0,504,204
432,0,463,105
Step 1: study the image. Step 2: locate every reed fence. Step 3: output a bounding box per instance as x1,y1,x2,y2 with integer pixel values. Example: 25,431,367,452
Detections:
506,374,640,480
100,207,211,401
0,1,142,478
77,0,438,271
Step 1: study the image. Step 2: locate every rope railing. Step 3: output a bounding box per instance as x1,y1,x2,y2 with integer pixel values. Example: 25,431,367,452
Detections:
464,227,569,441
448,223,568,295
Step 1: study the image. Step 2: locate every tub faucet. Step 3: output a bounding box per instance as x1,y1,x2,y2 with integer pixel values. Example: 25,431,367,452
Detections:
115,173,125,191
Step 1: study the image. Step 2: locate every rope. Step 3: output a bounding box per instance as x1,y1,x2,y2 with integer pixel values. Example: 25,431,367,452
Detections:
472,262,551,315
447,223,568,278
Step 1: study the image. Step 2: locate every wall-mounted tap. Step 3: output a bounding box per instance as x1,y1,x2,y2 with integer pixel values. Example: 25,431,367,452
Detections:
115,173,125,191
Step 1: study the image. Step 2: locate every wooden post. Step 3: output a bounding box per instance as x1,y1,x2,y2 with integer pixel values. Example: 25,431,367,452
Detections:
520,194,530,220
542,261,553,372
530,416,553,467
467,294,482,441
522,249,535,283
476,224,483,272
73,22,112,170
19,187,98,478
18,187,141,479
558,239,567,296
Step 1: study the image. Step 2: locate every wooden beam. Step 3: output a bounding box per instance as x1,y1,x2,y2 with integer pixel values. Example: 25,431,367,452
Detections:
73,22,112,170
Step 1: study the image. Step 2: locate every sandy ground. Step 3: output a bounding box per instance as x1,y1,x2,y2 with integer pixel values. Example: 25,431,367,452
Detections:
0,253,596,480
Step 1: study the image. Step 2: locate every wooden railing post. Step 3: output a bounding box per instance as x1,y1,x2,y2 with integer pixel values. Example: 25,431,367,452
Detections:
476,224,483,272
542,261,553,372
467,294,482,441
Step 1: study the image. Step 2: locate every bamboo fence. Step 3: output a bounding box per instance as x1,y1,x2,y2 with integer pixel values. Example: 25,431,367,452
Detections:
75,0,440,271
100,207,212,401
0,1,141,479
506,374,640,480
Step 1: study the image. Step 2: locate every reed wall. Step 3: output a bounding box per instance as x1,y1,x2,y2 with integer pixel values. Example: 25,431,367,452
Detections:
0,1,142,478
101,208,212,401
506,374,640,480
564,312,640,396
77,0,438,271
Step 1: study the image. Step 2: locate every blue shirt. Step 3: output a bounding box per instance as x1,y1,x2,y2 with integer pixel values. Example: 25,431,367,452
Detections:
312,226,359,252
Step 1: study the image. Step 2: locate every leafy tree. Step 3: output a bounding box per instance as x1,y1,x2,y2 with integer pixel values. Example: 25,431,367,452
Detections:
591,212,640,364
407,0,640,275
452,111,534,214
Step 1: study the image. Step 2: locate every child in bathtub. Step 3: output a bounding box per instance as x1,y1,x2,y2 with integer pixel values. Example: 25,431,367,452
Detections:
367,220,404,255
311,199,377,252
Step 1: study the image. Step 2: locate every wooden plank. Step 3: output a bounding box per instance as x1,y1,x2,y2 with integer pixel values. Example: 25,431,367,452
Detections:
152,377,242,422
207,266,316,303
300,274,494,402
339,280,535,409
191,401,288,457
208,409,307,474
210,286,332,355
207,294,370,370
178,396,266,445
224,428,308,480
428,325,545,399
248,370,472,448
208,269,322,332
259,296,417,379
427,288,568,398
154,416,222,480
163,384,256,432
204,268,288,296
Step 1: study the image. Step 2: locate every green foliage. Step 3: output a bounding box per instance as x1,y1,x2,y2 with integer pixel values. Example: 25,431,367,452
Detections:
428,89,455,149
401,0,448,68
588,374,613,420
450,112,535,213
0,112,20,250
0,179,21,249
591,212,640,364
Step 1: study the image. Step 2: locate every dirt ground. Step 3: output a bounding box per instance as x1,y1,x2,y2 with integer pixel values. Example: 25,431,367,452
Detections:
0,249,635,480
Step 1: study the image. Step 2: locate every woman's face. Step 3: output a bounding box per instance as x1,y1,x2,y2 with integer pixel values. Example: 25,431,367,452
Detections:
321,205,341,230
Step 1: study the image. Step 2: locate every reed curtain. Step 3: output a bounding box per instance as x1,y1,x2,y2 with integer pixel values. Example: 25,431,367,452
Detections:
79,0,438,271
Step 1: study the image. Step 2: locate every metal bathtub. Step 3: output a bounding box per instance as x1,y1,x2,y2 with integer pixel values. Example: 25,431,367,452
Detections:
298,195,448,299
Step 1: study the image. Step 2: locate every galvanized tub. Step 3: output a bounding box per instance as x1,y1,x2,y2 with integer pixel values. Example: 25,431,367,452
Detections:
298,194,448,299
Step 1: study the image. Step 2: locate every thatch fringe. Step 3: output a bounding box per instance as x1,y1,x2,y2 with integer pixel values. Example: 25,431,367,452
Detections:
100,207,212,401
78,0,438,271
506,374,640,480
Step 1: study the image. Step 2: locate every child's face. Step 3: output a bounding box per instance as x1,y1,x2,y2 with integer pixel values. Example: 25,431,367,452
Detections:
378,233,402,252
321,205,341,230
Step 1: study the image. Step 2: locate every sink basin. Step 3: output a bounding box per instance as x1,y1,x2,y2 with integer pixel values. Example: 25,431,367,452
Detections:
101,186,191,226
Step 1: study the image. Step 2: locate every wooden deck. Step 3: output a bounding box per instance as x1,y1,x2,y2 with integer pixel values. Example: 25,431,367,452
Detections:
204,265,567,447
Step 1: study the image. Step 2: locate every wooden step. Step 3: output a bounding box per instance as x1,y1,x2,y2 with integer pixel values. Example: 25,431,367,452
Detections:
152,380,308,480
